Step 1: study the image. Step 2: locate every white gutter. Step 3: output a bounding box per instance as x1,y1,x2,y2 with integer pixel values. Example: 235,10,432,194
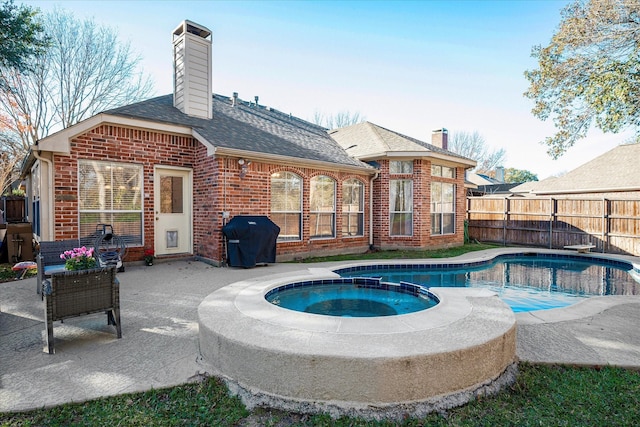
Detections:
201,141,376,175
353,151,476,169
31,147,54,241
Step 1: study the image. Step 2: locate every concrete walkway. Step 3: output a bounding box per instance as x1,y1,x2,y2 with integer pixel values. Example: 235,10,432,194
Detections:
1,251,640,413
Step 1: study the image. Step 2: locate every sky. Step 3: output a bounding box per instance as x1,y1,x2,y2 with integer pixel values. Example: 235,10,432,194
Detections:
24,0,633,179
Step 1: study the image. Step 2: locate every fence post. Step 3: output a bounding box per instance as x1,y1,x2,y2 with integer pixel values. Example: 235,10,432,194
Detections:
503,197,509,246
549,197,554,249
603,198,609,253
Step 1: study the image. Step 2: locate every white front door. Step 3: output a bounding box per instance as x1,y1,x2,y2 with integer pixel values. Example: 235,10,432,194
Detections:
154,167,192,256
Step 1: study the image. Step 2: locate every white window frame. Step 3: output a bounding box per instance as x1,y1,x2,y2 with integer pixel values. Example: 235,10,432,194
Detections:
431,181,456,235
389,179,413,236
310,175,336,239
432,164,455,178
390,160,413,175
270,171,302,242
342,178,364,237
78,159,144,246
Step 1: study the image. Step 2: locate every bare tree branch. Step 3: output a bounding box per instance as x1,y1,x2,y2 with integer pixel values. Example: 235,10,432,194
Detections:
311,109,365,129
0,7,153,192
448,130,506,173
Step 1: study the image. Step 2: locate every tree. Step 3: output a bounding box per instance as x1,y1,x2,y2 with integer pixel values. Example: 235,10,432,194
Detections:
0,0,47,72
0,8,153,193
312,110,365,129
504,168,538,183
524,0,640,159
448,130,506,173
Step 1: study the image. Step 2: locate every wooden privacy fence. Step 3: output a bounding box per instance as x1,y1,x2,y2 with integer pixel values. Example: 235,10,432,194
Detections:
467,196,640,256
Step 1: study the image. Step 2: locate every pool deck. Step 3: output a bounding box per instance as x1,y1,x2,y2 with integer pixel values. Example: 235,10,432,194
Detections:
1,247,640,413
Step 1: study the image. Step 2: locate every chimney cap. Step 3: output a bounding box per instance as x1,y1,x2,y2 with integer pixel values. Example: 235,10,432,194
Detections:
173,20,211,40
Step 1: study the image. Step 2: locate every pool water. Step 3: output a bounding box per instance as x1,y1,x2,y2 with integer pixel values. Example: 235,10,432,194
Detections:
338,255,640,312
266,281,438,317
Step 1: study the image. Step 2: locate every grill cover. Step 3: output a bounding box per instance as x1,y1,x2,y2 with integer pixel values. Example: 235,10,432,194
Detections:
222,216,280,268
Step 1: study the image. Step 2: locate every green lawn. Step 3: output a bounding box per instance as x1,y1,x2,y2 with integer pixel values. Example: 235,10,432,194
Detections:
1,364,639,426
294,242,499,263
2,242,639,426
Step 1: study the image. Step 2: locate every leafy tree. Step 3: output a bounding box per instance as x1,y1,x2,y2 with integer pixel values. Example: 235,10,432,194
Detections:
448,130,506,173
0,8,153,193
504,167,538,183
312,110,365,129
0,0,47,72
524,0,640,159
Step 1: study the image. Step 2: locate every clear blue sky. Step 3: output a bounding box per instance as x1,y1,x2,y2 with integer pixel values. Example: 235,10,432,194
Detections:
26,0,629,179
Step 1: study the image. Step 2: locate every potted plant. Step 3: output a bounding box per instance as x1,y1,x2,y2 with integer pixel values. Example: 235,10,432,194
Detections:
144,248,155,266
60,246,97,271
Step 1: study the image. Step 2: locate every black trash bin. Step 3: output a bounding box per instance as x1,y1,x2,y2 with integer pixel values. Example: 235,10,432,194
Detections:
222,216,280,268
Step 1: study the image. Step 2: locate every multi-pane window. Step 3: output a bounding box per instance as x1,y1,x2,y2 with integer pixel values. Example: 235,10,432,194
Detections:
390,179,413,236
271,171,302,241
390,160,413,174
310,175,336,238
431,182,455,235
342,179,364,237
78,160,143,246
431,164,455,178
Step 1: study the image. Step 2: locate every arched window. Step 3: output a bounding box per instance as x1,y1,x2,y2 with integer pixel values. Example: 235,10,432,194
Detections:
342,179,364,237
270,171,302,241
310,175,336,238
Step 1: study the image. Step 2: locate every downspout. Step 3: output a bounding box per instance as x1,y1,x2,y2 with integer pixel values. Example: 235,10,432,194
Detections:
369,171,379,248
31,146,55,241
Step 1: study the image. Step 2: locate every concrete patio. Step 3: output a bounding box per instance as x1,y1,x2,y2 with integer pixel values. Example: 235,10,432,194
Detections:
1,249,640,414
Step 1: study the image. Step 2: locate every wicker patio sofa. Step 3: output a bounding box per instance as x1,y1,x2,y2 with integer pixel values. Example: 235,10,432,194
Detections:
36,239,81,298
43,266,121,354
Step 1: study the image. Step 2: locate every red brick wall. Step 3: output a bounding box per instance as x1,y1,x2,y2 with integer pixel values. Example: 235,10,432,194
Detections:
53,125,197,262
53,124,372,264
51,124,465,264
372,159,465,250
192,145,371,263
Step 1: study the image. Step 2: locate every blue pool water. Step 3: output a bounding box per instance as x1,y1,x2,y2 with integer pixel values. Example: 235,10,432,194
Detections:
337,254,640,313
266,279,438,317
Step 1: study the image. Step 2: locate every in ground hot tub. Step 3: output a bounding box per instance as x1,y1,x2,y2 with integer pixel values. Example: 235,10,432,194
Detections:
198,269,517,420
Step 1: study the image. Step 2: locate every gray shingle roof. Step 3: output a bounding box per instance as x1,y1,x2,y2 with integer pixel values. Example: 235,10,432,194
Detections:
105,94,371,169
524,142,640,194
329,122,475,164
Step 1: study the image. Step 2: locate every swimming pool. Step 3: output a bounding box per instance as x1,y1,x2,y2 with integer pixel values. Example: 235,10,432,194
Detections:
337,253,640,312
265,278,439,316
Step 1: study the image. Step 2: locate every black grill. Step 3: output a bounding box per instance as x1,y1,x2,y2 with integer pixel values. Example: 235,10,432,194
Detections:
222,216,280,268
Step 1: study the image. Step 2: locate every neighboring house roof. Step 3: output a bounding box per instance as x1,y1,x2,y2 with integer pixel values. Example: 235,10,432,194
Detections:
515,142,640,196
473,183,522,195
30,94,374,173
509,179,544,195
466,171,500,186
329,122,476,167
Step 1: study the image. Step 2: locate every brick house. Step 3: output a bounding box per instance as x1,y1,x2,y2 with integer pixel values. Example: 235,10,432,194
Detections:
20,20,475,265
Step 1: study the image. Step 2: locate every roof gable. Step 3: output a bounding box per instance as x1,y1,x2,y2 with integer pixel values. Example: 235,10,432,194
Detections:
329,122,476,167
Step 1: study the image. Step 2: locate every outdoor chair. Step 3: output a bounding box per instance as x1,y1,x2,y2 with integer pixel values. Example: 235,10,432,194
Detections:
43,266,121,354
36,239,81,298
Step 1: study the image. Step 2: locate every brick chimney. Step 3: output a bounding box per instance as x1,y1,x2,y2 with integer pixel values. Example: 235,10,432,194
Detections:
431,128,448,150
172,20,212,119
